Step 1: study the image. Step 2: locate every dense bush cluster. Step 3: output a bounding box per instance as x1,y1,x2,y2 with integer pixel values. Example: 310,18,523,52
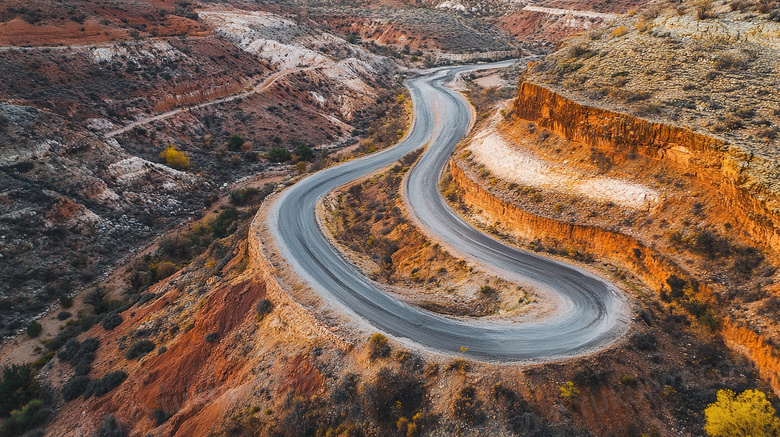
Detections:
125,340,156,360
366,333,390,359
255,299,274,321
0,365,46,436
101,312,123,331
58,338,126,401
59,337,99,376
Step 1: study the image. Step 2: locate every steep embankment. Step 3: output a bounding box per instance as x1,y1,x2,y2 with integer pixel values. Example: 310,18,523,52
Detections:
452,78,780,395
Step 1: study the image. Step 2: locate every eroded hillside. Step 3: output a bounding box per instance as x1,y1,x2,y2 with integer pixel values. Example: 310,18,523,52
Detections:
0,0,409,339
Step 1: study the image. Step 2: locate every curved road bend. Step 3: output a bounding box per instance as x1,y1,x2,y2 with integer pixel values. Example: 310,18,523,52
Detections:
266,62,631,361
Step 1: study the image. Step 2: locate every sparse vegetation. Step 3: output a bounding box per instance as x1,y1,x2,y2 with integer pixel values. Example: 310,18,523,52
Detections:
452,385,485,425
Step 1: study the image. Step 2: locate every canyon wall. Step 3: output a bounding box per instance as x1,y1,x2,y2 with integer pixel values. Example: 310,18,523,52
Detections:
451,160,780,395
513,80,780,252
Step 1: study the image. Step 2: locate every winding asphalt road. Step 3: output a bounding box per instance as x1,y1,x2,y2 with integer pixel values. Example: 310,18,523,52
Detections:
266,62,630,361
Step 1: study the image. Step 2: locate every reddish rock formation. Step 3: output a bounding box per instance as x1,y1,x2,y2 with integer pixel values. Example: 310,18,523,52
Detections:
513,80,780,252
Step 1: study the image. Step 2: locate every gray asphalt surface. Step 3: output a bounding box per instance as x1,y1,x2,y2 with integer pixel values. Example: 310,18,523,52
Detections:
266,62,630,361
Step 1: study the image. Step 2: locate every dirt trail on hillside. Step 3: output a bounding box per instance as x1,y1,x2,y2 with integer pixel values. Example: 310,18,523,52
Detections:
105,66,316,138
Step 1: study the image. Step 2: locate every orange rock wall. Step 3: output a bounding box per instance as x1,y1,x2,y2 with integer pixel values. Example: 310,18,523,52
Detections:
722,319,780,394
451,161,674,292
513,80,780,252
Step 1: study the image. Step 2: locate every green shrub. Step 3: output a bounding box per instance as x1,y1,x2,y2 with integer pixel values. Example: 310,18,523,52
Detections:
211,207,239,238
26,321,42,338
227,134,245,151
62,375,91,401
59,338,99,376
0,399,47,437
101,312,123,331
267,147,291,162
295,143,314,161
0,365,40,417
84,371,127,398
620,375,637,387
125,340,155,360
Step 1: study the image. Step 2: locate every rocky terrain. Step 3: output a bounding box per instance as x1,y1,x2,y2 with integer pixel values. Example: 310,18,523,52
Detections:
18,0,780,436
1,0,626,340
0,0,407,339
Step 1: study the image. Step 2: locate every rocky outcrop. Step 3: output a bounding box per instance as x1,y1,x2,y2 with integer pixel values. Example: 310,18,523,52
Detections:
513,80,780,252
722,319,780,395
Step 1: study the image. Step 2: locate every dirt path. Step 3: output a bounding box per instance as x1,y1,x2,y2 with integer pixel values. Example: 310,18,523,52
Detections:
104,66,318,138
522,5,619,19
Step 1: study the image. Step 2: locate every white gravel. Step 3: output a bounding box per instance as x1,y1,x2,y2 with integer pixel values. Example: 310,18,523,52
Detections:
468,127,659,210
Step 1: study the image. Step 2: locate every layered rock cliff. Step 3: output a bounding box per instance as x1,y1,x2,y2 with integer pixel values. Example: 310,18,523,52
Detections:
513,80,780,252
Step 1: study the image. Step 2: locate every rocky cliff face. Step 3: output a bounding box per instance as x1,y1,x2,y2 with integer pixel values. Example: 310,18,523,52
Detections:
513,80,780,252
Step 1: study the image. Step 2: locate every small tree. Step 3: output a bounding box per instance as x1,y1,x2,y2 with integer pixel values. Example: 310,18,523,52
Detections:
227,134,245,151
704,389,780,436
267,147,291,162
160,145,191,169
559,381,580,404
26,321,42,338
295,143,314,161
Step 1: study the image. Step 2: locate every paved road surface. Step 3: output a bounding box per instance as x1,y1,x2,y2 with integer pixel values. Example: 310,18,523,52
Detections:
265,62,630,361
